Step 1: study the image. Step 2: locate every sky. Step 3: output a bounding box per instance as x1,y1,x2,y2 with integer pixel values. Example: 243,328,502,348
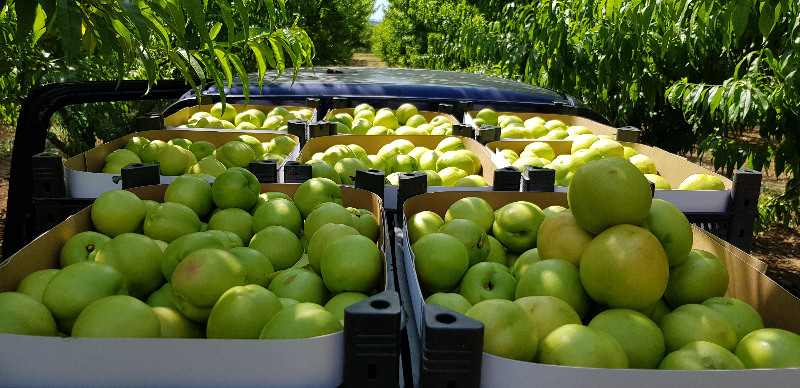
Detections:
369,0,388,22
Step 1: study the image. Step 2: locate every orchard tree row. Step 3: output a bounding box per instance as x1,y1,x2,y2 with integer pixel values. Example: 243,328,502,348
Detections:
0,0,373,155
373,0,799,230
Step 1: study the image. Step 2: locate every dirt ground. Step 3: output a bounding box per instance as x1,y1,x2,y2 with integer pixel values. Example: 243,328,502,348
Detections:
0,53,797,298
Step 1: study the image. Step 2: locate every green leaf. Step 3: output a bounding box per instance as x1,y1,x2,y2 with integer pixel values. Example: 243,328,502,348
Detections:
709,86,723,116
759,0,781,38
196,53,226,106
32,3,47,44
111,18,132,52
56,0,83,59
233,0,249,39
181,0,221,65
740,88,751,119
179,49,206,82
274,0,286,20
247,41,269,92
15,0,38,43
164,0,186,46
215,0,235,45
168,50,200,98
269,36,286,78
214,48,233,92
731,0,750,41
209,22,222,40
263,0,277,28
36,0,57,17
228,52,250,103
138,48,156,95
774,147,786,177
142,13,171,50
118,0,150,43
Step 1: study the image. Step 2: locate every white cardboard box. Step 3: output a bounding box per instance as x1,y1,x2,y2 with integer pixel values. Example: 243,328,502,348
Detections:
400,191,800,387
486,139,733,213
63,129,299,198
0,183,387,387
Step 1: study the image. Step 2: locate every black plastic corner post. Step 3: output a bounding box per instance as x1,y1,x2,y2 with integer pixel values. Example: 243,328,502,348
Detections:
4,80,194,259
438,104,454,114
419,303,484,388
493,166,522,191
308,121,326,139
282,161,313,183
343,290,403,388
31,153,67,198
355,169,385,201
306,97,321,109
457,101,473,121
616,126,641,143
475,125,500,144
249,160,279,183
287,119,308,148
522,166,555,192
398,173,428,208
726,168,763,252
333,97,348,109
451,124,475,139
326,121,340,136
134,113,164,132
121,163,161,189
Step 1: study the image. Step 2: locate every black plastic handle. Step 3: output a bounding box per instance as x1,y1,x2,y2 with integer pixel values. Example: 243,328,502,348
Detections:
521,165,555,192
121,163,161,189
419,303,484,388
344,290,403,388
493,166,522,192
248,160,279,184
282,161,312,183
397,173,427,209
355,169,385,201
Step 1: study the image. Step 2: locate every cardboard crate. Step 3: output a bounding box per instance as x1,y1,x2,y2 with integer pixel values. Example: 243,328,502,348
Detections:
486,139,733,213
63,129,300,198
464,111,617,138
0,183,392,387
164,104,317,130
297,135,498,210
400,191,800,387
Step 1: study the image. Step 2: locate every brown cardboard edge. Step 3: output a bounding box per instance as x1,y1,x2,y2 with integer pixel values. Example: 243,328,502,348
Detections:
297,135,498,184
401,190,800,335
64,129,299,173
0,183,387,294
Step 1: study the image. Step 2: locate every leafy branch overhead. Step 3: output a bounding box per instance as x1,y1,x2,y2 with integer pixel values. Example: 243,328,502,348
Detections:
12,0,316,104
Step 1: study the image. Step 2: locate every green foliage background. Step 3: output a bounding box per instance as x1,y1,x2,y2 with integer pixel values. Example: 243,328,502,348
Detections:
373,0,800,230
287,0,375,65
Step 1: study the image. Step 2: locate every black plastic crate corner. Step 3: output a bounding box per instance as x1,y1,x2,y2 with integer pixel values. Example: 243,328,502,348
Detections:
344,290,403,388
